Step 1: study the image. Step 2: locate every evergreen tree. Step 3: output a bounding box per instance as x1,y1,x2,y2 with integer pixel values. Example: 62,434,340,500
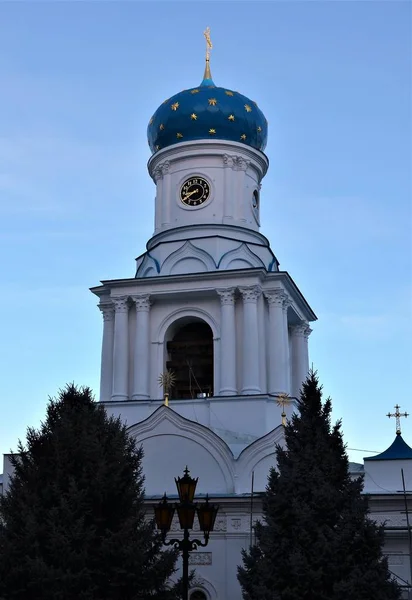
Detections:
238,372,401,600
0,385,178,600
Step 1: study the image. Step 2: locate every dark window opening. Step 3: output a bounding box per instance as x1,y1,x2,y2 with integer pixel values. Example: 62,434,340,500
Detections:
166,322,213,400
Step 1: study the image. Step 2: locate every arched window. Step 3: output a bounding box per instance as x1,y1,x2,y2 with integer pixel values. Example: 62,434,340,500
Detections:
190,591,208,600
166,320,214,399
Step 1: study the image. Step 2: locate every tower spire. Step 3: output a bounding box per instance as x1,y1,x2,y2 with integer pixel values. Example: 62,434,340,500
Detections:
201,26,214,86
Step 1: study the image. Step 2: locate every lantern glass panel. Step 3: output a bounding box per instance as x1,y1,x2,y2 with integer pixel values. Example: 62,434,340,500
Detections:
176,503,197,530
197,497,218,535
154,495,175,533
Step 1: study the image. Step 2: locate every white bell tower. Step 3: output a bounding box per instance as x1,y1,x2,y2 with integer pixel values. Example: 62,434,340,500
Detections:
91,43,316,444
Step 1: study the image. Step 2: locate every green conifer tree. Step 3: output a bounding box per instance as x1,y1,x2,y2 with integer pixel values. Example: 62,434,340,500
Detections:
238,372,401,600
0,385,178,600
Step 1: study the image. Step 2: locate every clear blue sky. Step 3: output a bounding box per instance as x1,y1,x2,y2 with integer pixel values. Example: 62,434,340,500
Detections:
0,1,411,464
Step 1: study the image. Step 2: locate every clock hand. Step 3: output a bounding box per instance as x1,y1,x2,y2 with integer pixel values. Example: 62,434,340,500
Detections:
183,188,199,200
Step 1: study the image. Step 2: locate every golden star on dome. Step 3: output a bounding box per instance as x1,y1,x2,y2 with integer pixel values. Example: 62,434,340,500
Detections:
171,102,179,111
191,89,200,94
209,128,216,135
225,90,234,96
176,132,183,138
228,114,235,121
257,126,262,132
244,104,252,113
155,145,160,150
190,113,198,120
240,134,247,140
159,123,165,130
208,98,217,106
149,117,154,125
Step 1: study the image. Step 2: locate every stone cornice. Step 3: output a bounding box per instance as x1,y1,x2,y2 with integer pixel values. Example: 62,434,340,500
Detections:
90,270,317,322
148,139,268,181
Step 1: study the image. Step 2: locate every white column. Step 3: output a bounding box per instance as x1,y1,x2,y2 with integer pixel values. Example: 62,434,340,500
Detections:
264,290,288,395
98,303,115,402
131,294,151,400
112,296,129,401
239,285,262,394
290,322,312,398
217,288,237,396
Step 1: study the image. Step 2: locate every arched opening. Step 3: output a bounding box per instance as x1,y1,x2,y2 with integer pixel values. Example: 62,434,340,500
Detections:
166,319,214,400
190,591,208,600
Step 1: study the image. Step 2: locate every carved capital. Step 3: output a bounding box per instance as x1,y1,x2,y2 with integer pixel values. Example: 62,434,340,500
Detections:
282,296,293,311
222,154,234,168
233,156,250,172
131,294,151,312
153,167,163,182
239,285,262,303
160,160,170,176
217,287,236,306
99,303,114,321
304,324,313,338
290,323,308,337
112,296,129,313
264,289,287,308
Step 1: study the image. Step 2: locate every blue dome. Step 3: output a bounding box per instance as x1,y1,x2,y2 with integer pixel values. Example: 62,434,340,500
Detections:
147,73,268,154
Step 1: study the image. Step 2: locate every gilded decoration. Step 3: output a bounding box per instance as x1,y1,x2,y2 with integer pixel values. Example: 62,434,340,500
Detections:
146,28,268,153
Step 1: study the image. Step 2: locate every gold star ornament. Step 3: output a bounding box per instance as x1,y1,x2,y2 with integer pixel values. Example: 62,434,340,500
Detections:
244,104,252,113
171,102,179,111
240,134,246,140
149,117,154,125
209,128,216,135
225,90,234,96
208,98,217,106
191,88,200,94
176,132,183,139
257,126,262,132
228,114,235,121
159,123,165,130
190,113,198,120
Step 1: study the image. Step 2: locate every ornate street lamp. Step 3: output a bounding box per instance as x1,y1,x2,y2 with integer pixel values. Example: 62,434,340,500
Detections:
154,467,219,600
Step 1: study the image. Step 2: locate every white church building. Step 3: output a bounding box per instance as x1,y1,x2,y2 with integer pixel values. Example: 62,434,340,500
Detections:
2,34,411,600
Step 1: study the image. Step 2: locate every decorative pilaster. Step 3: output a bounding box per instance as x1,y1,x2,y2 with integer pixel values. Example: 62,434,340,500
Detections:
222,154,234,222
282,296,292,395
217,288,237,396
239,285,262,394
112,296,129,401
290,322,312,398
131,294,151,400
98,303,115,402
153,166,164,232
160,161,171,226
233,156,249,223
264,290,288,395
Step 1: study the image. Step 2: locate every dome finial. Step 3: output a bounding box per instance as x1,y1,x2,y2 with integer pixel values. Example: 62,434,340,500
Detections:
201,26,214,86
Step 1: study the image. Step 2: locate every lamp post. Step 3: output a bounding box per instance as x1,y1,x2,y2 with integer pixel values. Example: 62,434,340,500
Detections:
154,467,219,600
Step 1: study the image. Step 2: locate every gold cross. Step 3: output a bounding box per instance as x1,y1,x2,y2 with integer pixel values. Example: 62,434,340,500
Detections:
277,393,292,427
387,404,409,435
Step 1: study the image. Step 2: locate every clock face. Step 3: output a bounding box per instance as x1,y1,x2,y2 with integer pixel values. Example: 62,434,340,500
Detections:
180,176,210,206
